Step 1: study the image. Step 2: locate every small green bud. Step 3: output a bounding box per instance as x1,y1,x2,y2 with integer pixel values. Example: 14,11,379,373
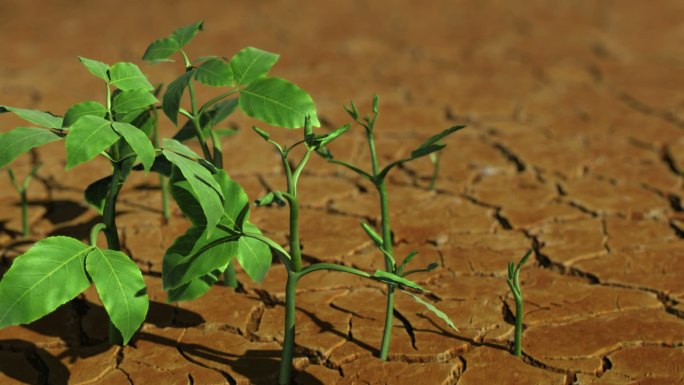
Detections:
372,94,379,113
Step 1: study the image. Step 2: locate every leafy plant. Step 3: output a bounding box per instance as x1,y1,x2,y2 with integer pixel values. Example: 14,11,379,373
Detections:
142,22,316,289
0,56,159,344
318,95,464,360
6,164,41,237
507,248,532,357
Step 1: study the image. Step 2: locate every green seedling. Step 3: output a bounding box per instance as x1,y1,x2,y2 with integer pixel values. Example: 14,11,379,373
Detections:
142,21,308,289
0,56,160,344
6,164,40,237
428,149,442,190
507,248,532,357
319,95,464,360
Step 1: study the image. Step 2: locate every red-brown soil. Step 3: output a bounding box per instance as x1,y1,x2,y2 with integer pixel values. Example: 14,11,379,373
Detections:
1,1,683,384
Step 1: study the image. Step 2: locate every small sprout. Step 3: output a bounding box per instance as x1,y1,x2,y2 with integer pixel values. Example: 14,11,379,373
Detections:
252,125,270,140
7,164,41,237
255,192,286,207
361,222,383,248
507,248,533,357
372,94,379,114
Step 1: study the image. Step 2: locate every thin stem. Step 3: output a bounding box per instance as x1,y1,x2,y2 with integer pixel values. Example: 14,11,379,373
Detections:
366,123,396,361
187,80,213,163
279,191,302,272
513,290,523,357
152,122,170,221
291,149,312,193
197,89,239,117
428,151,442,190
278,271,299,385
89,223,107,247
20,190,28,237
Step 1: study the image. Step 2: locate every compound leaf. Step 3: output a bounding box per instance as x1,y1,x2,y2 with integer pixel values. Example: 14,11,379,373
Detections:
0,106,63,129
162,70,195,125
195,58,232,87
79,57,110,81
239,77,319,129
62,101,107,128
229,47,279,86
112,122,155,172
170,21,204,47
84,175,112,215
236,223,271,283
65,116,120,170
0,237,91,328
86,248,149,345
162,226,238,290
109,62,153,91
112,90,158,113
0,127,62,168
142,37,180,62
167,269,221,302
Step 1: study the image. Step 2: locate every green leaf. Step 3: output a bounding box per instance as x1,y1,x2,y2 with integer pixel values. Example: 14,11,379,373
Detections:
215,170,249,228
79,57,110,81
0,127,62,168
109,62,154,91
229,47,279,86
62,101,107,128
65,116,120,170
402,290,458,331
317,124,351,147
112,122,155,172
173,98,239,142
239,77,320,128
372,270,426,292
0,106,63,129
397,251,418,274
0,237,91,328
162,225,238,290
112,90,158,113
236,223,271,283
142,38,180,62
169,167,206,226
167,270,221,302
84,176,111,215
412,125,466,157
162,141,223,235
162,137,202,159
86,248,148,344
360,222,383,248
162,70,195,125
194,58,232,87
169,21,204,47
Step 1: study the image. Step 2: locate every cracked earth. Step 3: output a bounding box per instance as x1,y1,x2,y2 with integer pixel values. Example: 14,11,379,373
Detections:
1,0,684,384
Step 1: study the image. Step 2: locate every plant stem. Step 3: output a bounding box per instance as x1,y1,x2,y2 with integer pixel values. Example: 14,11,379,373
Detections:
20,190,28,237
187,80,213,163
513,291,523,357
152,120,170,221
428,151,442,190
278,270,299,385
366,126,396,361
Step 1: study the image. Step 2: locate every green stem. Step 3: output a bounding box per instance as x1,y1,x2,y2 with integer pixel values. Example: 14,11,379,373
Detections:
367,126,396,361
299,263,371,279
152,119,170,221
89,223,107,247
279,271,299,385
428,151,442,190
513,291,523,357
279,191,302,272
20,190,28,237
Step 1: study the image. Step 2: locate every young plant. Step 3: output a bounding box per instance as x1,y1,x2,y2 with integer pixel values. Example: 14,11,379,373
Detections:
318,95,464,360
507,248,532,357
6,164,40,237
142,21,306,289
0,56,160,344
428,149,443,190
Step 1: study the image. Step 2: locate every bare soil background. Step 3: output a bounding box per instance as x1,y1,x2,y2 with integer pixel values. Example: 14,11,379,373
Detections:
1,0,683,384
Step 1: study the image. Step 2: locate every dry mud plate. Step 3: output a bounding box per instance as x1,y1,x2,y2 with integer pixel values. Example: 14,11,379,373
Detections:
1,1,684,384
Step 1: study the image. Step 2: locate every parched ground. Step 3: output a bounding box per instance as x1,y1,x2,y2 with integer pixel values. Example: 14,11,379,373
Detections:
1,0,684,384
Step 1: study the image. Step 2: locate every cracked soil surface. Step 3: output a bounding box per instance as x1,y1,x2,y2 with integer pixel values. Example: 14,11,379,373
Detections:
1,0,684,384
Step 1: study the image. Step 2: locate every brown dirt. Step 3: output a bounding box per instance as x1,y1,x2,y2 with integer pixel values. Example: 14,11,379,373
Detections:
1,0,684,384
